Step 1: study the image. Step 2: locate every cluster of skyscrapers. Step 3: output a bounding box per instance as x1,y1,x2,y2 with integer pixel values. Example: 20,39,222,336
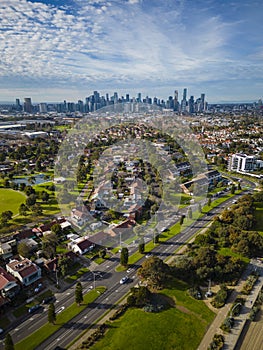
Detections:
10,89,207,114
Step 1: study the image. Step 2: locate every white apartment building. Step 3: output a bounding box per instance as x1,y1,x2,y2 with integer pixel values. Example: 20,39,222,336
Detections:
228,153,263,172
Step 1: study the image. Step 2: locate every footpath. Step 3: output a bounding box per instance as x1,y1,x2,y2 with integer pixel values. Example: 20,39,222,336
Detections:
197,260,263,350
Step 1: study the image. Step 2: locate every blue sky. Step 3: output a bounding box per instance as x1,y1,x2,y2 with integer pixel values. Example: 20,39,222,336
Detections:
0,0,263,103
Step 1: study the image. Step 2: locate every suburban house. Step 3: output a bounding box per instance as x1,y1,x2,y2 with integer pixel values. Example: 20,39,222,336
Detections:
180,170,222,195
68,237,95,255
0,239,16,260
6,258,41,286
0,267,20,299
70,207,90,227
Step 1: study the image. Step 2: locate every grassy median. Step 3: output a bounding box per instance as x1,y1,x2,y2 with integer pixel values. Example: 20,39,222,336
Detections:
15,286,106,350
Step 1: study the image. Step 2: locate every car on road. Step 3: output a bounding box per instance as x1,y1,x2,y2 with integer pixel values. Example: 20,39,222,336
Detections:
42,296,54,304
120,276,128,284
28,304,41,313
145,254,152,258
0,328,4,335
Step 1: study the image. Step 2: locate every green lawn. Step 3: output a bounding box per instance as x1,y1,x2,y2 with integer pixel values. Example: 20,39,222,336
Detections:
91,279,215,350
218,247,250,263
0,188,26,215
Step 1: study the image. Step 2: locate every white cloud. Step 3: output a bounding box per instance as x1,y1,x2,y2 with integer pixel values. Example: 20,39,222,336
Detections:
0,0,262,101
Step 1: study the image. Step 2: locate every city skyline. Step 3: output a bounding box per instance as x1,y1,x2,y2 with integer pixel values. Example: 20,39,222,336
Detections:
1,0,263,102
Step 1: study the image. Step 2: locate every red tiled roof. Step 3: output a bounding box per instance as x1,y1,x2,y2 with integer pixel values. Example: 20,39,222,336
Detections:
0,267,17,290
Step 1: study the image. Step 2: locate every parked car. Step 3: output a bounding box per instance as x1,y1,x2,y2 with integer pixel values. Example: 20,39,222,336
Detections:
0,328,4,335
28,304,41,313
120,276,128,284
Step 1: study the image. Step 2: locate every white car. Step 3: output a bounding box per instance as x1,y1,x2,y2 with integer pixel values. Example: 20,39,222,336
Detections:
120,276,128,284
0,328,4,335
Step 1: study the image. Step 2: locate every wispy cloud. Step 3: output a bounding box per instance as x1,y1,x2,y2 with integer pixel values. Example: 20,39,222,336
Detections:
0,0,263,101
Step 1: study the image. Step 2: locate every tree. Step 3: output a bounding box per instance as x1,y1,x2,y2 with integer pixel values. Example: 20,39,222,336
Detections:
41,190,49,202
99,249,106,259
42,233,58,259
120,247,129,266
24,185,35,196
17,242,30,258
19,182,26,191
137,256,171,290
198,203,202,213
57,255,70,277
26,194,37,207
207,197,212,206
75,282,83,306
153,231,159,244
127,286,151,307
28,176,36,185
138,237,145,254
188,207,193,219
3,179,10,188
51,223,62,236
32,203,43,215
231,184,236,195
4,333,14,350
179,215,185,225
1,210,13,225
48,303,56,324
19,203,28,216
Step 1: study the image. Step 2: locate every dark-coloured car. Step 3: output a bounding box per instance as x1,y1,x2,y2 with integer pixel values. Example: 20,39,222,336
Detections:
28,304,41,313
42,296,54,304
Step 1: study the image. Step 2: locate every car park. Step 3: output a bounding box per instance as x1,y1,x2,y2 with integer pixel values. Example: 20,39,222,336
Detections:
120,276,128,284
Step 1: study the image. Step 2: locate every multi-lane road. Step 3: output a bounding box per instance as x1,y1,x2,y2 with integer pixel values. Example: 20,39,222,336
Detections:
0,187,254,350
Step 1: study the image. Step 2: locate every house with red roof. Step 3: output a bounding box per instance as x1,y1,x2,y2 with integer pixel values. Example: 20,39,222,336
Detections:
68,237,95,255
0,267,20,299
6,258,41,286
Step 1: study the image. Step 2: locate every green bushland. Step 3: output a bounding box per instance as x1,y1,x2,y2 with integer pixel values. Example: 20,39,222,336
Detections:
90,279,214,350
0,188,26,214
254,201,263,236
15,286,106,350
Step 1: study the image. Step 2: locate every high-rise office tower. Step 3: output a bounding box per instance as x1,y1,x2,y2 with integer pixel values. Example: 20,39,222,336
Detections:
39,103,47,113
174,90,179,112
113,92,118,104
183,88,187,101
200,93,205,112
181,88,187,112
24,98,32,113
188,96,195,114
16,98,22,111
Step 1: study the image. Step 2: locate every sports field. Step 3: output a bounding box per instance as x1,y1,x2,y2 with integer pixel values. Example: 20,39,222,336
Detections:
0,188,26,215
